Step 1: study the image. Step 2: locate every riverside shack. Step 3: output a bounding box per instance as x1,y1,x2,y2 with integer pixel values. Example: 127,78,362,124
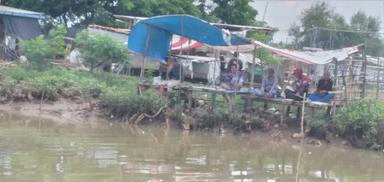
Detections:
0,5,43,60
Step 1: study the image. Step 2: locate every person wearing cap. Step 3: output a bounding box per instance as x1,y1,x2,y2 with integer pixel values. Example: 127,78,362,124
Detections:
308,71,334,103
285,68,310,101
254,68,278,98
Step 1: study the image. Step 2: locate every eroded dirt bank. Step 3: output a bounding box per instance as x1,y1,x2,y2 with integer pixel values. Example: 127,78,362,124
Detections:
0,98,353,150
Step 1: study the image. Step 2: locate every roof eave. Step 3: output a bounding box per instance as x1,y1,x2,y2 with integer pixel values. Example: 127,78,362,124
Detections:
0,11,43,19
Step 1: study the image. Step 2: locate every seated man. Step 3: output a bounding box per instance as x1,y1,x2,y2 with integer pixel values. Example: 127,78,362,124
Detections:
221,64,244,90
221,64,244,112
254,68,277,98
284,68,310,101
227,52,243,72
309,71,334,103
166,57,183,80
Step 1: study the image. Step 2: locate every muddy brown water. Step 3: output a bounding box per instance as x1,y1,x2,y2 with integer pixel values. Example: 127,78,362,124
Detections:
0,112,382,182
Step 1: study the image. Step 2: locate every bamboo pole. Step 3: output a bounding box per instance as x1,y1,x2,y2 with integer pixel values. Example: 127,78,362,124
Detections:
295,144,303,182
333,57,338,86
361,42,368,98
376,57,380,99
300,93,307,136
213,50,219,87
179,16,184,83
250,45,257,87
140,26,152,81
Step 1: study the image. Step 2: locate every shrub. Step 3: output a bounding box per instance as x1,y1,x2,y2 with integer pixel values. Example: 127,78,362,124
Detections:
336,99,384,149
308,113,331,139
101,88,166,120
20,26,67,70
48,25,67,57
75,30,130,72
29,73,72,100
20,36,54,70
0,66,37,82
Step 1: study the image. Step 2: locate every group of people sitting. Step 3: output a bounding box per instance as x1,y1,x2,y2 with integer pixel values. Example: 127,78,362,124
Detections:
284,68,334,103
220,54,334,103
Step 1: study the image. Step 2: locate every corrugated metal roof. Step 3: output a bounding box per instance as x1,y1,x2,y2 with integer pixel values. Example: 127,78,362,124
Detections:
0,5,43,19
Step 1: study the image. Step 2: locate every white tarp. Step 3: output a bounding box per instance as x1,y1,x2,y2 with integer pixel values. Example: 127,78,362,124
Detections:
252,40,361,65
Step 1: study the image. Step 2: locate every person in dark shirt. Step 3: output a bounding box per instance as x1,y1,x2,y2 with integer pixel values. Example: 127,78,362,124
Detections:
285,68,310,101
166,57,182,80
308,71,334,102
221,64,244,91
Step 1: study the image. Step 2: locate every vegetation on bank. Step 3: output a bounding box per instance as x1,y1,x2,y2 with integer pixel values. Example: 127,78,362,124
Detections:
0,65,166,119
306,99,384,150
335,99,384,150
1,64,384,151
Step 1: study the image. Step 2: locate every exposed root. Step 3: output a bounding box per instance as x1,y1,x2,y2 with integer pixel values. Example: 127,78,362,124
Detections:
128,106,166,125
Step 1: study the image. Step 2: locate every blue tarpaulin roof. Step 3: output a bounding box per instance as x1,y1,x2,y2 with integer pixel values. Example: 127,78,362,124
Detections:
128,15,251,61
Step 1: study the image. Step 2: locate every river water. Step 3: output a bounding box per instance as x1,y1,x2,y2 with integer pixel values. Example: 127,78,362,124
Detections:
0,112,383,182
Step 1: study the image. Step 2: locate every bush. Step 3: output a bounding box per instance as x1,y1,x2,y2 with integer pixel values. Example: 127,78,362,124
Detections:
101,89,167,119
48,25,67,58
29,73,72,100
75,30,130,72
20,36,54,70
308,113,331,139
336,99,384,149
20,26,67,70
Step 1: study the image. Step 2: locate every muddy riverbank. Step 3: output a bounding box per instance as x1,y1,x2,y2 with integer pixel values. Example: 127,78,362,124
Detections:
0,98,353,150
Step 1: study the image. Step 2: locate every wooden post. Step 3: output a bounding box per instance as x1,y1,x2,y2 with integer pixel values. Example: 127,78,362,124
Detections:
213,50,219,86
300,93,307,136
250,45,257,87
333,57,338,86
376,57,381,99
140,26,152,81
211,93,217,112
280,105,287,126
361,39,368,98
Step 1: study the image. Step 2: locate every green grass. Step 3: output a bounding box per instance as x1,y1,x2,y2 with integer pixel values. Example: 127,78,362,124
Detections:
0,65,165,120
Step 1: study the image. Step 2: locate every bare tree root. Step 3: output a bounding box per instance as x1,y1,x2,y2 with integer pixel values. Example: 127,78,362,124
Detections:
128,106,166,125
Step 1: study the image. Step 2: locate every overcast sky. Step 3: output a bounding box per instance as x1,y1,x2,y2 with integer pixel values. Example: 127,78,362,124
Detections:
250,0,384,43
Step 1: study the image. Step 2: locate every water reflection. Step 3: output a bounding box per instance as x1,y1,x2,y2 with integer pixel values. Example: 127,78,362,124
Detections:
0,111,382,181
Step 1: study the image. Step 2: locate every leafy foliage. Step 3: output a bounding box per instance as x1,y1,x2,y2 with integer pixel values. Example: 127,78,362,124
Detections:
20,36,54,70
47,25,67,58
20,26,67,70
0,65,164,120
101,89,166,119
257,48,282,65
211,0,257,25
1,0,264,28
75,30,130,72
289,2,384,56
336,99,384,149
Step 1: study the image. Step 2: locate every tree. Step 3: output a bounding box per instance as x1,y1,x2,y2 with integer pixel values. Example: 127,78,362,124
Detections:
211,0,258,25
20,26,67,70
195,0,218,22
1,0,205,28
47,25,67,58
20,36,54,70
289,2,384,56
288,23,302,48
0,0,129,28
75,30,130,72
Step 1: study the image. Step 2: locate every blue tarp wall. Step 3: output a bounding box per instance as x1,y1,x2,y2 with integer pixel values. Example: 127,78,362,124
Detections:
128,15,251,62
